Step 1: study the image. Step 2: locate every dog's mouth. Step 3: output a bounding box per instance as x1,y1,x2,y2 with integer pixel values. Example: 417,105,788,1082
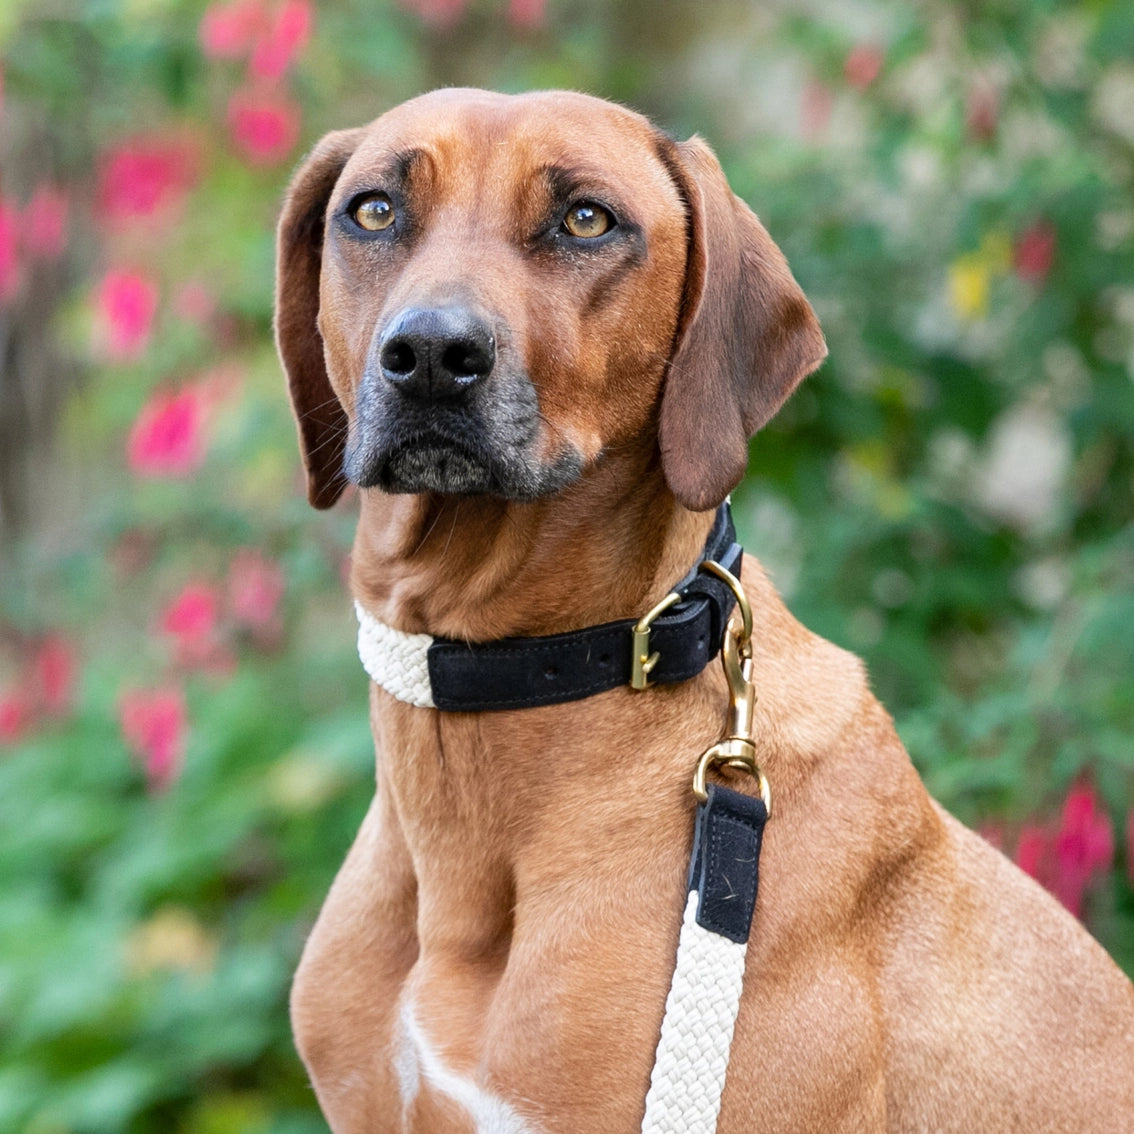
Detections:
346,417,585,500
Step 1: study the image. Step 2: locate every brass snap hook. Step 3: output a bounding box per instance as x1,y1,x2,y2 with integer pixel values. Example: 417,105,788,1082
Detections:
691,565,771,817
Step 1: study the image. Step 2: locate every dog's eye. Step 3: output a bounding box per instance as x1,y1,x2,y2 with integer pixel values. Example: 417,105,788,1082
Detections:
562,202,614,239
352,193,395,232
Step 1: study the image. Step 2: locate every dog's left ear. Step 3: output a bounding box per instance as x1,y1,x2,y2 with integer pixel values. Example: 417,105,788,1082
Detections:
275,128,363,509
657,136,827,511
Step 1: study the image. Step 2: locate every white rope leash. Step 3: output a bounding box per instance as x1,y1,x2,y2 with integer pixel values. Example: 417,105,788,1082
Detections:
354,601,756,1134
640,891,748,1132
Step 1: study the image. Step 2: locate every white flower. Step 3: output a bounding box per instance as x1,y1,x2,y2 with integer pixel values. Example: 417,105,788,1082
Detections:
975,403,1072,534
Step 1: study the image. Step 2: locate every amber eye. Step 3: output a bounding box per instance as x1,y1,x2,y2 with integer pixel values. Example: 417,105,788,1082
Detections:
352,193,395,232
563,201,614,239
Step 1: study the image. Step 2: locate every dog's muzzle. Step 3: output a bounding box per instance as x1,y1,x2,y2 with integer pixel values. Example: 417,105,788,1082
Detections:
344,303,583,499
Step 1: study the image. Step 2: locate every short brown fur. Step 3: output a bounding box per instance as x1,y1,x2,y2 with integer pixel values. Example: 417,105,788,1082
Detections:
275,89,1134,1132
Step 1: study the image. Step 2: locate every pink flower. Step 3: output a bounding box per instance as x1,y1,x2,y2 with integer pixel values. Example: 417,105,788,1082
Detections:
1052,784,1113,919
23,184,69,260
1015,824,1050,882
507,0,545,28
0,686,32,745
96,270,159,360
1014,221,1056,284
227,86,301,166
31,635,76,717
127,384,208,477
98,138,198,224
119,686,187,790
844,44,883,90
801,81,833,140
162,582,219,653
966,82,999,142
200,0,271,58
228,549,285,632
400,0,468,27
0,197,20,303
250,0,312,79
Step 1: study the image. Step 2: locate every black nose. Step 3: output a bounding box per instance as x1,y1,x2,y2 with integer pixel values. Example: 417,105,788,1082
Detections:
378,307,495,401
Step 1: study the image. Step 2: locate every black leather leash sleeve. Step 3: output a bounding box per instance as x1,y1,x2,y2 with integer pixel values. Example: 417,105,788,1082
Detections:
687,782,768,944
427,501,742,712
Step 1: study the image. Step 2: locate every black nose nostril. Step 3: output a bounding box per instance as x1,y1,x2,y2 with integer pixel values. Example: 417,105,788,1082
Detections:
376,306,496,401
381,340,416,376
442,340,492,379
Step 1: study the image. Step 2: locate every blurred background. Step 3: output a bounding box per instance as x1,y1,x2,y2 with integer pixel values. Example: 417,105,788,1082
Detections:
1,0,1132,1129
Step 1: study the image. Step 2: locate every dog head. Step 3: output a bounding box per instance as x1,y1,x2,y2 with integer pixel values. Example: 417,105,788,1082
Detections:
275,88,826,512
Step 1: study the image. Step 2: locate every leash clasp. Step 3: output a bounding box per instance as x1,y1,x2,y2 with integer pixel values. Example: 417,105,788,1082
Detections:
631,590,682,690
692,561,771,816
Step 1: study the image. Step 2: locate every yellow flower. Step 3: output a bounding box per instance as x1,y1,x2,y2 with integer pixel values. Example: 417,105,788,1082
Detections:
949,256,990,320
948,231,1012,321
125,907,218,976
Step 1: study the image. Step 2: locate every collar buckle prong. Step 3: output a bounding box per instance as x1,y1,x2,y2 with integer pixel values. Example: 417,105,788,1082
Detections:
630,590,683,690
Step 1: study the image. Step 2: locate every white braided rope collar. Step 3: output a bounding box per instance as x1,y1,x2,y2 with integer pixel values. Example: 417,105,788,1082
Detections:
354,601,747,1133
355,601,435,708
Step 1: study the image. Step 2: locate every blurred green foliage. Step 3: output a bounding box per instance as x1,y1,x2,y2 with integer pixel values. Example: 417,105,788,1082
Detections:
0,0,1132,1129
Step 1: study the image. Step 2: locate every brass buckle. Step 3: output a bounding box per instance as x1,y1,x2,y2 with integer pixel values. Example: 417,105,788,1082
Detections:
630,590,682,690
691,561,771,816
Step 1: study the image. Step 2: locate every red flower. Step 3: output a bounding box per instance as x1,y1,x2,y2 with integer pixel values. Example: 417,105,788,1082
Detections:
31,635,76,717
227,86,301,166
1015,786,1114,919
0,686,32,745
507,0,545,28
0,197,20,303
1014,221,1056,284
1052,784,1113,919
844,44,883,90
200,0,271,58
96,269,159,360
98,138,198,224
23,184,69,260
228,548,285,632
127,384,208,477
250,0,312,79
119,686,188,790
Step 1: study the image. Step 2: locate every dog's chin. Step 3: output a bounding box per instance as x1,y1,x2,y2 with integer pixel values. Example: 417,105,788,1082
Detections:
352,440,586,501
382,445,496,495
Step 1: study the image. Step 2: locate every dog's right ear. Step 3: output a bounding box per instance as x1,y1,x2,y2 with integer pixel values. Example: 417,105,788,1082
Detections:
656,136,827,512
275,129,363,510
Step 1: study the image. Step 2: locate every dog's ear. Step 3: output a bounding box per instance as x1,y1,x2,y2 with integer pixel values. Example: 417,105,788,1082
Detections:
657,136,827,512
275,128,363,509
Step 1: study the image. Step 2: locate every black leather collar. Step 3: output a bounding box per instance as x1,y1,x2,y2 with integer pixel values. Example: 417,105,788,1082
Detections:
424,502,742,711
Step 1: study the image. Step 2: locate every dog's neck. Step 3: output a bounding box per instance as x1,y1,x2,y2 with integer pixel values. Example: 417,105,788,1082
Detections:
349,450,718,642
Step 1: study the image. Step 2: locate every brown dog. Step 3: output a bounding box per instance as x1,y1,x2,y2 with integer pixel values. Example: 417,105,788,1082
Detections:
275,89,1134,1132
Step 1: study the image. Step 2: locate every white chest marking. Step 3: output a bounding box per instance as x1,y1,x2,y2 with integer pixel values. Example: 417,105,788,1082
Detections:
395,999,535,1133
